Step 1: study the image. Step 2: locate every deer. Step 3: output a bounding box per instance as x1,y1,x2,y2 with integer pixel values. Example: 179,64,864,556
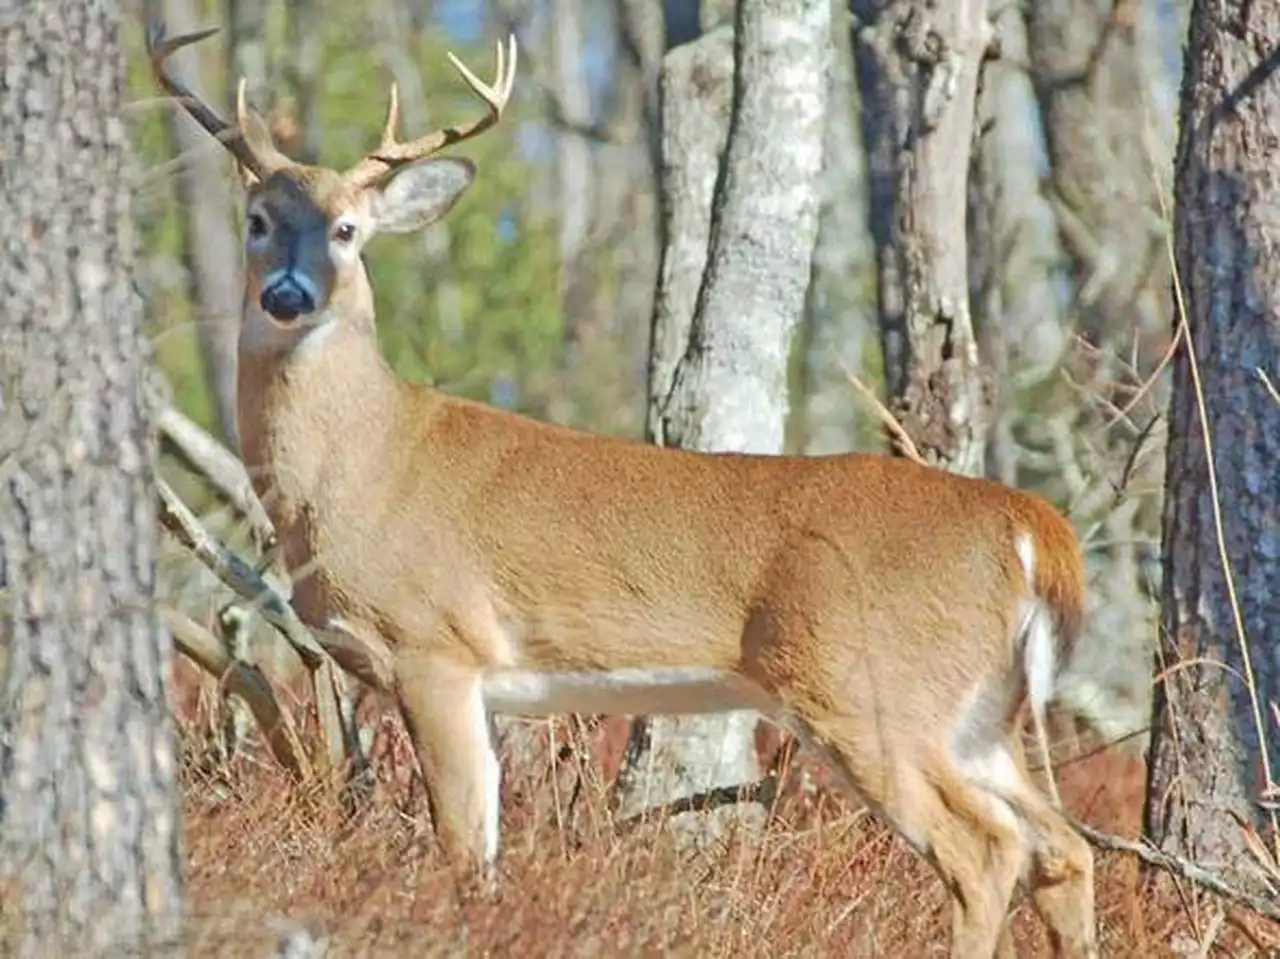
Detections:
147,23,1097,958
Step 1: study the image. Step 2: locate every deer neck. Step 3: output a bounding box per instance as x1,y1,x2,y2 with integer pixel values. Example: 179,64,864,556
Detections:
235,272,419,514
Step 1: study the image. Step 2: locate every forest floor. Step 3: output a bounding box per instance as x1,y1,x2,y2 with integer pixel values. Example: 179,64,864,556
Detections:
174,663,1280,958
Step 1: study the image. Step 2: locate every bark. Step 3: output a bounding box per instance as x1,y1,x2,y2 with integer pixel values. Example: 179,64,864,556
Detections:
851,0,993,476
148,0,243,451
969,0,1070,483
644,27,735,442
1026,0,1183,753
621,0,830,842
1145,0,1280,895
796,5,873,457
659,1,830,454
1027,0,1172,353
0,3,184,954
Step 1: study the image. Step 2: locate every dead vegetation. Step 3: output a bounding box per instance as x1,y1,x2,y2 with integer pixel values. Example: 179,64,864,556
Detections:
166,661,1279,958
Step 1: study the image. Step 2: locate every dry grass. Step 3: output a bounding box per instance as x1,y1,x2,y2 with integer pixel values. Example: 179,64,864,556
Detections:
172,667,1279,959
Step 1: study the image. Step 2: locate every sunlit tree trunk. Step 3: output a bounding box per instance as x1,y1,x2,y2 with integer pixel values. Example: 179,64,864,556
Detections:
1145,0,1280,896
619,0,830,844
795,5,873,457
0,2,184,952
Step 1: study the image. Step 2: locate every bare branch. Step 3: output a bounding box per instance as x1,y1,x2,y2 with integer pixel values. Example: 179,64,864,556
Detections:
1071,818,1280,923
156,404,277,555
163,605,312,781
155,475,325,670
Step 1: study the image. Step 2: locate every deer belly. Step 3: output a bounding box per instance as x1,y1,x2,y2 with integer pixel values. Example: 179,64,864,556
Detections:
479,667,775,718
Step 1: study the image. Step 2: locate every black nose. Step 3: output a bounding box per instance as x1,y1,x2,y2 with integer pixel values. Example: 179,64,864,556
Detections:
260,279,315,320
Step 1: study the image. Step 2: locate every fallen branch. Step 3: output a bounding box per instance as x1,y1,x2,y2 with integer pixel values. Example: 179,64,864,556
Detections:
156,476,326,670
163,605,313,782
1070,817,1280,924
155,477,356,793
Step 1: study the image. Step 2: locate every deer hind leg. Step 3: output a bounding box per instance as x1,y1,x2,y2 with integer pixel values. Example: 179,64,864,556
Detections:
780,709,1026,958
396,654,502,894
1005,734,1098,958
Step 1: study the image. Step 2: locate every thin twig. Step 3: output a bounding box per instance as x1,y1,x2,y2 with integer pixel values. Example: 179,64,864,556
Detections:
840,364,927,466
1259,368,1280,406
1070,818,1280,924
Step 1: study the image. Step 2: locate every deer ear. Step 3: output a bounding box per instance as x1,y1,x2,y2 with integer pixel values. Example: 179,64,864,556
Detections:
370,158,476,235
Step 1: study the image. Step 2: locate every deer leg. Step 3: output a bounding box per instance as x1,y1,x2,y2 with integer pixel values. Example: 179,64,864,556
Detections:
1005,736,1098,958
780,706,1025,958
396,654,501,893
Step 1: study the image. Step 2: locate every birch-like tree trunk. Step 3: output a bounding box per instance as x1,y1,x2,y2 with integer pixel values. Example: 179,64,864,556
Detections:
1145,0,1280,896
619,0,830,844
0,2,184,952
796,7,873,457
851,0,992,476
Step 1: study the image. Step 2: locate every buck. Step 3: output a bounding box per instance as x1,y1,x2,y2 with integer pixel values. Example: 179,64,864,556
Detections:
149,23,1097,958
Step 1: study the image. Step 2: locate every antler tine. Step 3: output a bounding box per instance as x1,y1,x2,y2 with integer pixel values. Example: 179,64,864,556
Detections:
344,34,519,190
146,21,274,180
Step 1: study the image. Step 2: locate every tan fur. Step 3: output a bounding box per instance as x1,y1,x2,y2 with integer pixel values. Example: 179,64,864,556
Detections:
154,29,1098,957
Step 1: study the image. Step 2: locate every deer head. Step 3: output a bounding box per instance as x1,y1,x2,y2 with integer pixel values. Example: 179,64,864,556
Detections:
146,24,516,348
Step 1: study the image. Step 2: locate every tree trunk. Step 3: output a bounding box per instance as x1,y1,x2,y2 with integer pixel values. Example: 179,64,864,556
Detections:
851,0,992,476
796,5,873,457
1026,0,1183,754
0,2,184,953
968,0,1070,485
620,0,830,845
1145,0,1280,895
149,0,243,451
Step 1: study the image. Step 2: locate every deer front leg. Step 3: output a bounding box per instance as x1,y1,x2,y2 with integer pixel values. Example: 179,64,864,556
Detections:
396,654,502,893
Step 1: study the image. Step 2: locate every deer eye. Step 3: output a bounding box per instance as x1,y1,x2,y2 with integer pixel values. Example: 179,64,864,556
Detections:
333,222,357,244
246,212,269,238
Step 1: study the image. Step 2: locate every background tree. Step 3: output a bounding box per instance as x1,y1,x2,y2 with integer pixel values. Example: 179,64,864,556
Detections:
616,0,830,836
0,2,184,953
1024,0,1185,761
1146,0,1280,895
850,0,993,476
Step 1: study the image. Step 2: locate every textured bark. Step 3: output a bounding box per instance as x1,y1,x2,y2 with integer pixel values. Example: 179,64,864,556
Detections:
797,6,873,457
0,3,184,954
621,0,830,839
644,26,735,442
660,0,831,454
1145,0,1280,895
852,0,992,476
1027,0,1172,353
151,0,243,451
1027,0,1183,753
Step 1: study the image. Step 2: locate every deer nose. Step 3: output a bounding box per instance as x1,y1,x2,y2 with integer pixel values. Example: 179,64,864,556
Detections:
260,277,316,320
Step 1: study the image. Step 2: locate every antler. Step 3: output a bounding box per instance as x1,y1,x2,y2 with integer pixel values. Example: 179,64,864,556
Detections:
146,22,289,182
343,35,519,191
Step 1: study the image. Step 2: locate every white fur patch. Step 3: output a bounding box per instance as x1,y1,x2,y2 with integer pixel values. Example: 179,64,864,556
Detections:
1022,600,1057,719
466,679,502,867
292,316,338,361
480,667,773,718
1015,530,1036,588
